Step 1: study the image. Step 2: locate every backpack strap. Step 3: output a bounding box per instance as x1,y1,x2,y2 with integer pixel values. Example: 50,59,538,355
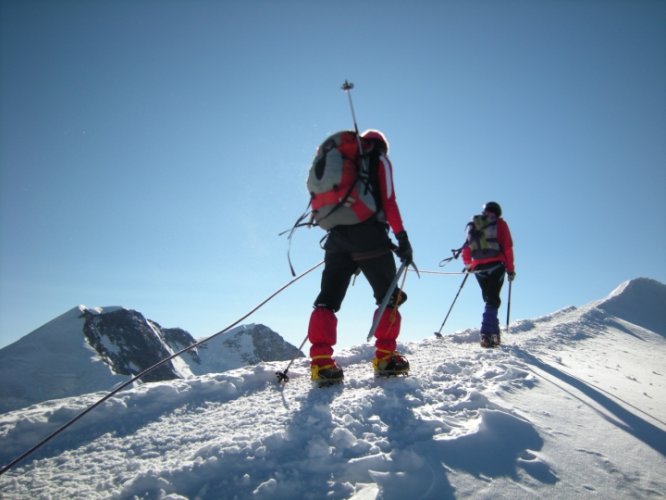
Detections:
363,149,382,208
279,199,315,276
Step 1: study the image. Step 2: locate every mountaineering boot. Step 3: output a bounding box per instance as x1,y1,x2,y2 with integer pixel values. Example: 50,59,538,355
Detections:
373,350,409,377
480,335,493,348
480,334,501,348
311,358,344,386
480,305,500,348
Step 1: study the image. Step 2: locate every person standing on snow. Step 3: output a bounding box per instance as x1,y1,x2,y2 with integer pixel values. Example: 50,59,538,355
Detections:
462,201,515,348
308,129,413,383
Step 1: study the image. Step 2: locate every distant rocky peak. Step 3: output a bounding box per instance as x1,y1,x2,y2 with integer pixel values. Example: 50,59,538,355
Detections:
240,324,304,362
159,325,201,364
81,308,187,382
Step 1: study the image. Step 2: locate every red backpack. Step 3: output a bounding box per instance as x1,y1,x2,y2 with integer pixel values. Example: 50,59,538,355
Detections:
306,131,377,230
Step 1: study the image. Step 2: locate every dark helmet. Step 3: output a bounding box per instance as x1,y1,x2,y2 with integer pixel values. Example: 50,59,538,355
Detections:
483,201,502,217
361,129,389,154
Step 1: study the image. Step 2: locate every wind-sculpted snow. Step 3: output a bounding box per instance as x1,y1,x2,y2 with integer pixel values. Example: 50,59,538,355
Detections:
596,278,666,336
0,278,664,499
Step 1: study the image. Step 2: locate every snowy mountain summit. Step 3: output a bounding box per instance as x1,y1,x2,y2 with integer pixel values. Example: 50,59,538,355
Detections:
186,323,305,376
0,278,664,499
596,277,666,335
0,306,304,414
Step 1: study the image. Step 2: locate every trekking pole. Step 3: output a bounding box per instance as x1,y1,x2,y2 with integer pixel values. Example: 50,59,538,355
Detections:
506,279,513,335
434,272,469,338
366,261,408,342
275,333,309,383
0,260,324,477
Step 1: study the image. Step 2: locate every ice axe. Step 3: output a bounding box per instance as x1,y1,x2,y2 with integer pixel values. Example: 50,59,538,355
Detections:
434,272,469,338
275,333,310,384
366,261,409,342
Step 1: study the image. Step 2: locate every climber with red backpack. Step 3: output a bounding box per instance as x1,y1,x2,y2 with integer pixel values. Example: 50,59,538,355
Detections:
306,128,413,384
462,201,516,348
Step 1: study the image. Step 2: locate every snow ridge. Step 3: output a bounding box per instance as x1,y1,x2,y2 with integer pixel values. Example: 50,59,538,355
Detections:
595,277,666,335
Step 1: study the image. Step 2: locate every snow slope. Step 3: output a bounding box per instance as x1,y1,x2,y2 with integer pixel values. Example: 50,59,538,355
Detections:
0,306,129,414
0,278,664,499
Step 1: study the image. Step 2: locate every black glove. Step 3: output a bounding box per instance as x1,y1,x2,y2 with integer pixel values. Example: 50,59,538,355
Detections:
395,231,413,264
507,271,516,282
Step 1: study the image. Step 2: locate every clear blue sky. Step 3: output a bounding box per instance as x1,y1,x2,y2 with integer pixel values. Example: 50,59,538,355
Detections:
1,0,665,352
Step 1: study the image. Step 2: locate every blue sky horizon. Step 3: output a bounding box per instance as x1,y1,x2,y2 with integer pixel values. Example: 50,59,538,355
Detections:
1,0,664,351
